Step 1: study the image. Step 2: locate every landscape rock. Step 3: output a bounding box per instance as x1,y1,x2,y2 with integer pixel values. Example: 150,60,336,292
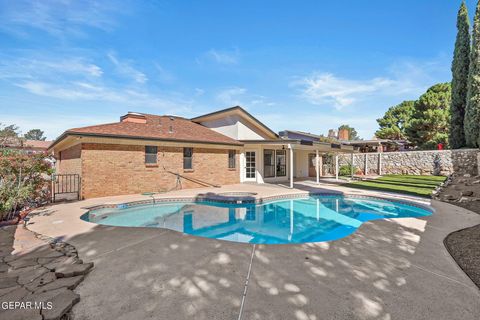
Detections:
0,276,18,289
7,258,38,270
0,308,42,320
40,289,80,320
55,262,93,278
43,256,82,271
461,190,474,197
24,272,57,292
0,286,29,302
34,275,84,293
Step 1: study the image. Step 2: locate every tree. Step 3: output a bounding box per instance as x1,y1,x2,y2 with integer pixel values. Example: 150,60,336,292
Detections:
450,1,470,149
24,129,46,141
406,83,452,150
338,125,360,140
465,1,480,147
375,100,415,140
0,123,21,148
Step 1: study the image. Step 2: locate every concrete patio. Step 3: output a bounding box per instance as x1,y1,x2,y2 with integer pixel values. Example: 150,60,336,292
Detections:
24,182,480,320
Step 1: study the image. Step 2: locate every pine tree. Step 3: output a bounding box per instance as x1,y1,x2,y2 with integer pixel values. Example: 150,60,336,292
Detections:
406,83,452,150
450,2,470,149
465,1,480,147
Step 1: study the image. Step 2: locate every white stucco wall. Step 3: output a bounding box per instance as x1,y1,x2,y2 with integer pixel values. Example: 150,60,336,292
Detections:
199,115,268,140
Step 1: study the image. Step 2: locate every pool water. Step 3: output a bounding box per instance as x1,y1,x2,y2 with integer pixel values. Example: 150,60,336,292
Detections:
82,195,432,244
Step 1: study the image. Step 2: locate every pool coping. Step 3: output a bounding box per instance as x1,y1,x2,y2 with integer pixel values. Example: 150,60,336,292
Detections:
82,192,435,215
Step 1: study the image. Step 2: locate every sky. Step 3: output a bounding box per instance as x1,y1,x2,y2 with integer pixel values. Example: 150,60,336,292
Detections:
0,0,475,140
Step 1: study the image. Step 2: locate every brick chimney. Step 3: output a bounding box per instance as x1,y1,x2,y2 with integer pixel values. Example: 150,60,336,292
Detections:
338,128,349,140
120,112,147,124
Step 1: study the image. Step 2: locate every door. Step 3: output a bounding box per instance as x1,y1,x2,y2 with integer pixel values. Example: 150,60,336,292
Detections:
308,154,316,177
245,151,256,181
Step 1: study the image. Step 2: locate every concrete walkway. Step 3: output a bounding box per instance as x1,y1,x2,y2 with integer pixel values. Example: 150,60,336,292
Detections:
26,183,480,320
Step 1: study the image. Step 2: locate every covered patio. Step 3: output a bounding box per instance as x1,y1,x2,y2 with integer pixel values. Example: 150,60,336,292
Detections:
239,139,356,188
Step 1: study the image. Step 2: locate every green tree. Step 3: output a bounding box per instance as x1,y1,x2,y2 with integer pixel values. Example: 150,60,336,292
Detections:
24,129,46,141
375,100,415,140
338,125,360,140
465,1,480,147
450,1,470,149
406,83,452,150
0,123,21,147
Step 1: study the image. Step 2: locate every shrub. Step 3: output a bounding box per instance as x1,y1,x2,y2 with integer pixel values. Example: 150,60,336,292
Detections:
0,150,53,221
339,164,357,176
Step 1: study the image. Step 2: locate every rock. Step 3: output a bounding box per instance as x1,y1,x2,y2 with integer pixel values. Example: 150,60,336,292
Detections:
17,266,50,285
41,289,80,320
464,173,472,178
461,190,474,197
444,194,457,201
0,263,8,273
0,308,42,320
0,276,18,289
24,272,57,292
43,256,82,271
24,288,80,320
7,258,38,270
0,285,17,297
33,275,84,293
472,180,480,185
0,286,29,302
55,262,93,278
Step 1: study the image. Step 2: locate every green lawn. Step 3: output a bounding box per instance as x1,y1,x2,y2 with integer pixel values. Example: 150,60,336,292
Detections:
342,175,447,197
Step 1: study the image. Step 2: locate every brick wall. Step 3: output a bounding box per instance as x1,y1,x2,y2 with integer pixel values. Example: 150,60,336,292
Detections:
57,144,82,176
80,143,240,198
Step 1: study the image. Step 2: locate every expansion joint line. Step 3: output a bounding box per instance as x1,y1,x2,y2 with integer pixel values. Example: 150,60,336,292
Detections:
238,244,256,320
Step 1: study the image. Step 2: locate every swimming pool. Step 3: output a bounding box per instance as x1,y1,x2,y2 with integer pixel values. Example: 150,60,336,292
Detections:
82,195,432,244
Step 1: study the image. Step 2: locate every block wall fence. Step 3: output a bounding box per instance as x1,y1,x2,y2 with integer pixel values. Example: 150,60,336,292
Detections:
338,149,479,176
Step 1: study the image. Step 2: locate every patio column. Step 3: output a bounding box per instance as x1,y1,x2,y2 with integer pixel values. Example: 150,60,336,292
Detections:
335,154,339,180
351,152,355,178
364,153,368,175
315,149,319,184
378,153,383,175
289,145,294,188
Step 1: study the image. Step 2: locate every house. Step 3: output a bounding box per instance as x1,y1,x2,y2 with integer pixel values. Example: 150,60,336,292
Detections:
49,106,355,199
2,139,52,154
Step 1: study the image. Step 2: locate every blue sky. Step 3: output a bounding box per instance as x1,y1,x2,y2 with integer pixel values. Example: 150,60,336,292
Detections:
0,0,474,140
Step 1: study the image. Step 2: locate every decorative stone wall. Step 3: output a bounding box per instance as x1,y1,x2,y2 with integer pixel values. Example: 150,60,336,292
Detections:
338,149,479,176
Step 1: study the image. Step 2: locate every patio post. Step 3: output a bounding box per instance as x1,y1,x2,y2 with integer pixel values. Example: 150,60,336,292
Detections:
335,154,339,180
315,149,319,184
289,145,294,188
351,152,354,178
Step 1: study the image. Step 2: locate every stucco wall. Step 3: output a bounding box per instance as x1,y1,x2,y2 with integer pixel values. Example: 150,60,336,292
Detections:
199,115,268,140
68,143,240,199
338,149,479,176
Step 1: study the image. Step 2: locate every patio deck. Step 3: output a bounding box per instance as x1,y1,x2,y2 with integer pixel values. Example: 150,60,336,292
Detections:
24,182,480,320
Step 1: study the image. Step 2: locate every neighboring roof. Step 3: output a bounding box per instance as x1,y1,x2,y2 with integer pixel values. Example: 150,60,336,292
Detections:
343,139,409,146
191,106,279,139
279,130,322,139
51,114,243,149
24,140,52,149
2,138,52,150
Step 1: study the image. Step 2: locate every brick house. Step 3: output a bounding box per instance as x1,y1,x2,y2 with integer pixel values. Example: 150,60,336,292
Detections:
49,106,354,199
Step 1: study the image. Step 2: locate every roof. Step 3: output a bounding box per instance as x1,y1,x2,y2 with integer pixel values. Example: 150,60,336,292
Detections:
279,130,322,139
51,114,243,149
24,140,52,149
191,106,279,139
2,138,52,150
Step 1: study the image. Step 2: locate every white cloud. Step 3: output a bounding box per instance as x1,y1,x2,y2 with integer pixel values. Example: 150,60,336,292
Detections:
107,52,147,84
216,87,247,106
293,59,448,110
206,49,239,65
0,0,126,37
194,88,205,96
0,57,103,80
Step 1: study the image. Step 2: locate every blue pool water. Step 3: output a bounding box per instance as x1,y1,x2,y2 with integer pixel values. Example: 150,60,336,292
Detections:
81,195,432,244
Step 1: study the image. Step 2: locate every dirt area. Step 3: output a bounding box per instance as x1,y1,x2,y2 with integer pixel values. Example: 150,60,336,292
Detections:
436,174,480,288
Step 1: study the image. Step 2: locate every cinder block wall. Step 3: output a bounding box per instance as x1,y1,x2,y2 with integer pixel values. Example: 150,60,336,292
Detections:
338,149,479,176
80,143,240,198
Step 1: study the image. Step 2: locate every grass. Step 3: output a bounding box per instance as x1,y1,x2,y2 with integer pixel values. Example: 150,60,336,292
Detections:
342,174,447,197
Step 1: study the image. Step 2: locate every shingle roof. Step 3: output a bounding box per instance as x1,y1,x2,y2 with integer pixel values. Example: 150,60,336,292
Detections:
64,114,243,146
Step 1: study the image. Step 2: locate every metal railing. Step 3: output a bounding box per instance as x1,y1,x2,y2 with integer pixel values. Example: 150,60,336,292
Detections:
52,174,81,202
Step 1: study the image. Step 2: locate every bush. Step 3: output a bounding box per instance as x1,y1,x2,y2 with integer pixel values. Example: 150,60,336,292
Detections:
339,164,357,176
0,150,53,221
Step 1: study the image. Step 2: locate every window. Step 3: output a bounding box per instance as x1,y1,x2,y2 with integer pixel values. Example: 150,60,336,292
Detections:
276,150,286,177
263,150,275,178
228,150,236,169
145,146,157,164
183,147,193,170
